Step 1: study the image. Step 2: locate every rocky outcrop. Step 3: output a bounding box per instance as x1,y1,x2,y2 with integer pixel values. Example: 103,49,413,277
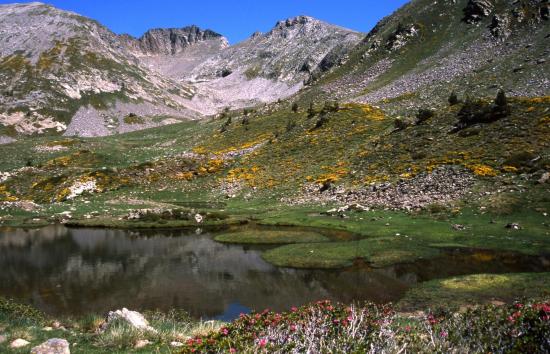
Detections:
463,0,494,23
489,14,511,39
386,23,419,51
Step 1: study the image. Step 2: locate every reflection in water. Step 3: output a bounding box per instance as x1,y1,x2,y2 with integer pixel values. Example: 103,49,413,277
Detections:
0,225,548,321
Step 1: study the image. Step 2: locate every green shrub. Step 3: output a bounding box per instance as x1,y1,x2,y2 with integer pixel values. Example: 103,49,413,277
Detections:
449,91,460,106
415,108,435,124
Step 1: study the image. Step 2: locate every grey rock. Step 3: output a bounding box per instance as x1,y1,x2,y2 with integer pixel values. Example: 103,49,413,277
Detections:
505,223,521,230
127,26,224,56
31,338,70,354
101,308,156,333
9,338,30,348
538,172,550,184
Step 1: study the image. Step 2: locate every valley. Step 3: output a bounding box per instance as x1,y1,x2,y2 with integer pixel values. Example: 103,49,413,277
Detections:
0,0,549,352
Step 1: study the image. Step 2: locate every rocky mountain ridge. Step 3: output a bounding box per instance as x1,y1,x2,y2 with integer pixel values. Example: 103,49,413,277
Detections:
0,3,362,139
0,0,548,142
120,26,228,56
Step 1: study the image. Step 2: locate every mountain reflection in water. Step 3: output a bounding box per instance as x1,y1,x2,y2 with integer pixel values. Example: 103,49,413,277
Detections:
0,225,548,321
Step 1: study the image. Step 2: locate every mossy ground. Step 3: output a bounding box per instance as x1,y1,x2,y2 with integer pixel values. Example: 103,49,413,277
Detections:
397,273,550,311
214,229,329,244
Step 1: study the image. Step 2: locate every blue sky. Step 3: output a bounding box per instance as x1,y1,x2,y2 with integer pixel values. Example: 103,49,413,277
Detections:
0,0,409,44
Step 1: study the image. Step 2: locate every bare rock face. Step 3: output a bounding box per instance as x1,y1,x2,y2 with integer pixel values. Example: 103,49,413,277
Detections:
190,15,363,84
386,23,419,51
125,26,226,56
31,338,70,354
463,0,494,23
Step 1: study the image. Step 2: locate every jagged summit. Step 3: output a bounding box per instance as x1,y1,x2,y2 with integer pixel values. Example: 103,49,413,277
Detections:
124,26,228,56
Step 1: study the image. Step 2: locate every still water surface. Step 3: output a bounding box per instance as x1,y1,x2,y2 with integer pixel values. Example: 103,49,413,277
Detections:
0,225,548,321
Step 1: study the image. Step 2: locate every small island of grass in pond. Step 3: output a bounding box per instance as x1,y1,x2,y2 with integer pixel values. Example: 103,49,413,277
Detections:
214,229,330,244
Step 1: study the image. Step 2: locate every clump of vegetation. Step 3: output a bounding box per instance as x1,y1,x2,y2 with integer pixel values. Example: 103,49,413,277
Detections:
449,91,460,106
307,102,316,118
415,108,435,125
394,117,412,130
123,113,145,125
503,151,539,172
0,297,46,325
321,101,340,114
181,300,550,353
286,118,297,132
220,117,232,133
291,102,299,113
314,114,330,130
453,90,511,131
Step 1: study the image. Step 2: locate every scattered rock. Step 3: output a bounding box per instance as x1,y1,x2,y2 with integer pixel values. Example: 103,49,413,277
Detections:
285,167,474,211
452,224,466,231
101,308,156,333
0,334,6,344
10,338,30,348
170,341,184,347
505,223,521,230
43,327,53,331
30,338,70,354
134,339,151,349
324,203,370,216
537,172,550,184
194,213,204,223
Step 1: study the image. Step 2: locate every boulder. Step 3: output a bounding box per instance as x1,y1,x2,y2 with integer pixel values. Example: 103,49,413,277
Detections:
538,172,550,184
30,339,70,354
505,223,521,230
101,308,156,333
9,338,30,348
134,339,151,349
194,213,204,223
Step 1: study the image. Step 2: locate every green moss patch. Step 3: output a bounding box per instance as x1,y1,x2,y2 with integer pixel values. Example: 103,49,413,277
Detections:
214,229,329,244
397,273,550,310
262,237,441,269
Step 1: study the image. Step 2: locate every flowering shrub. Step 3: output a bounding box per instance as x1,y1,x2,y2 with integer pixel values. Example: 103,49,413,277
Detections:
181,300,550,353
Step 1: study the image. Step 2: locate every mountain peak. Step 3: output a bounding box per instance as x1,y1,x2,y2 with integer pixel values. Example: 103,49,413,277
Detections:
275,15,316,28
125,25,227,56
